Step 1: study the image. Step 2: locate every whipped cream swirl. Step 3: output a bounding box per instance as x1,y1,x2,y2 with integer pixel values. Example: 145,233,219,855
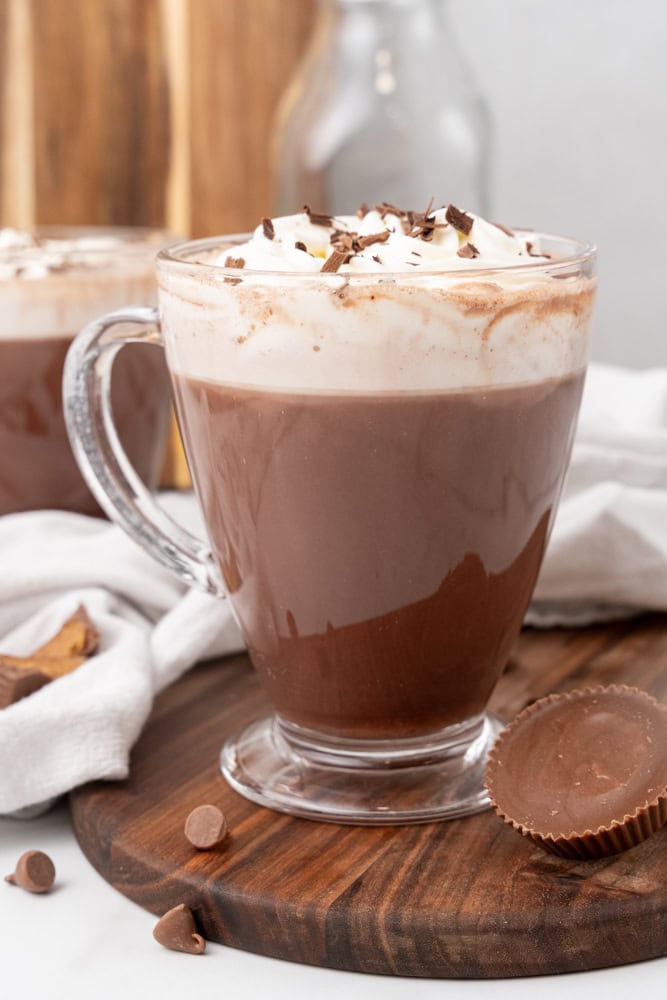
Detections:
0,228,158,281
213,205,548,274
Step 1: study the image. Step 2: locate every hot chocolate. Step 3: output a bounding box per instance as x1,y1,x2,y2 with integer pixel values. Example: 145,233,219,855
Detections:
0,228,172,515
160,207,595,748
173,371,584,739
64,204,598,821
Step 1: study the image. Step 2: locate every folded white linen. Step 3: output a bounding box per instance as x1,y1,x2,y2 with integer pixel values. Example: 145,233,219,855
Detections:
0,503,243,815
527,363,667,625
1,362,665,813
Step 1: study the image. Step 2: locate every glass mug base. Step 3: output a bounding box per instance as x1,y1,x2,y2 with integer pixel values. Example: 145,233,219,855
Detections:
220,713,504,825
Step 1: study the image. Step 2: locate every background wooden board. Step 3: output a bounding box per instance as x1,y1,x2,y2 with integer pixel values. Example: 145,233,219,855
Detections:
31,0,170,226
0,0,7,208
0,0,316,488
188,0,316,235
70,615,667,978
0,0,316,233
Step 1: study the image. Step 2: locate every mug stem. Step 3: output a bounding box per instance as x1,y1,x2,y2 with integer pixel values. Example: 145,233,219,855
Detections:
63,306,225,597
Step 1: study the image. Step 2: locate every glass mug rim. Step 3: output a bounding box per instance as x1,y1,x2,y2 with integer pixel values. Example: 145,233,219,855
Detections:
0,225,177,267
156,229,597,283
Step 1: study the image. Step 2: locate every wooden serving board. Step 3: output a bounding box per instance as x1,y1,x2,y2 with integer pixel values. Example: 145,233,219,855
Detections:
70,615,667,978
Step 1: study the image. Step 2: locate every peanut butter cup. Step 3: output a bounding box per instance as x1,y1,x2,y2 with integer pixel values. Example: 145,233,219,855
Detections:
486,685,667,859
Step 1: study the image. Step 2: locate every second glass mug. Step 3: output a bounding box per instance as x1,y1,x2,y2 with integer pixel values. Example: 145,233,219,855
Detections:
63,234,597,824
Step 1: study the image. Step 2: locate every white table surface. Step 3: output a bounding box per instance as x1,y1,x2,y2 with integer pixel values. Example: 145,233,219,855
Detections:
1,803,665,1000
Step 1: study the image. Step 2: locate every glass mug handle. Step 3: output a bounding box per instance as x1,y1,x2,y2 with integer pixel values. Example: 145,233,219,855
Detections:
63,306,225,597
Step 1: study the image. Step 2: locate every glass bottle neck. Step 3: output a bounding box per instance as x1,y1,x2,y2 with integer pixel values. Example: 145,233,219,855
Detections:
330,0,445,7
314,0,457,82
317,0,451,50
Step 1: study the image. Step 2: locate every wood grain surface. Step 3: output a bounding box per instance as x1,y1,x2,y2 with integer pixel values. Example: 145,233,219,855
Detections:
188,0,315,235
0,0,315,233
0,0,8,215
30,0,170,226
70,615,667,978
0,0,315,487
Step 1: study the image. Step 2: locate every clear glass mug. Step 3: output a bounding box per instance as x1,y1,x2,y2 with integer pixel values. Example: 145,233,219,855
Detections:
63,233,597,824
0,227,174,516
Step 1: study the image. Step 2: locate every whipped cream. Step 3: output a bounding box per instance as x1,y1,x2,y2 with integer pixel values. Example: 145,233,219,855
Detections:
159,209,596,393
0,228,167,338
0,228,158,281
212,206,549,274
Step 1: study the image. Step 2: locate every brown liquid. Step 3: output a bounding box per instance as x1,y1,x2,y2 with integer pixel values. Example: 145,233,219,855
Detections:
0,336,171,516
173,372,585,740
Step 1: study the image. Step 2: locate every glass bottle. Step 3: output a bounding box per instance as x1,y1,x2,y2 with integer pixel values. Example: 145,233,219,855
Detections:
273,0,491,216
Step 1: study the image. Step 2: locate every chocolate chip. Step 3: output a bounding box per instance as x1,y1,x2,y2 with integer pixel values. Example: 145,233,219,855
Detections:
184,804,228,850
294,241,308,253
153,904,206,955
5,850,56,893
445,204,474,236
224,256,245,269
262,217,275,240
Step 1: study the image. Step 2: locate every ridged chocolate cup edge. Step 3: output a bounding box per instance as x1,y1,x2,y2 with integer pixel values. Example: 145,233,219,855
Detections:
485,684,667,859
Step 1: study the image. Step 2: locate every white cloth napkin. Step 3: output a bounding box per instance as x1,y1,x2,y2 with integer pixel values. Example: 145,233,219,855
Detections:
1,363,666,814
527,363,667,625
0,495,243,815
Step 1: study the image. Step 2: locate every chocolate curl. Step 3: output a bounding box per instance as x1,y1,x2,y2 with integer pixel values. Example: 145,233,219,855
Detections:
320,250,350,273
445,204,474,236
304,205,334,228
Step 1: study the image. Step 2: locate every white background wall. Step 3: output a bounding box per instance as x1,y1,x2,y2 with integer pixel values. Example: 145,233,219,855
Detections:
450,0,667,367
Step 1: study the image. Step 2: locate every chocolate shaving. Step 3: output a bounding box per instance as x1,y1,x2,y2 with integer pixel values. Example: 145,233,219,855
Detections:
373,200,444,240
525,241,551,259
372,254,382,264
376,201,406,219
224,256,245,269
492,221,515,238
329,229,390,258
321,250,350,274
304,205,334,228
457,242,480,259
262,217,275,240
445,204,474,236
294,241,308,253
355,230,391,251
356,202,370,218
406,199,450,242
330,230,355,252
374,202,415,237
